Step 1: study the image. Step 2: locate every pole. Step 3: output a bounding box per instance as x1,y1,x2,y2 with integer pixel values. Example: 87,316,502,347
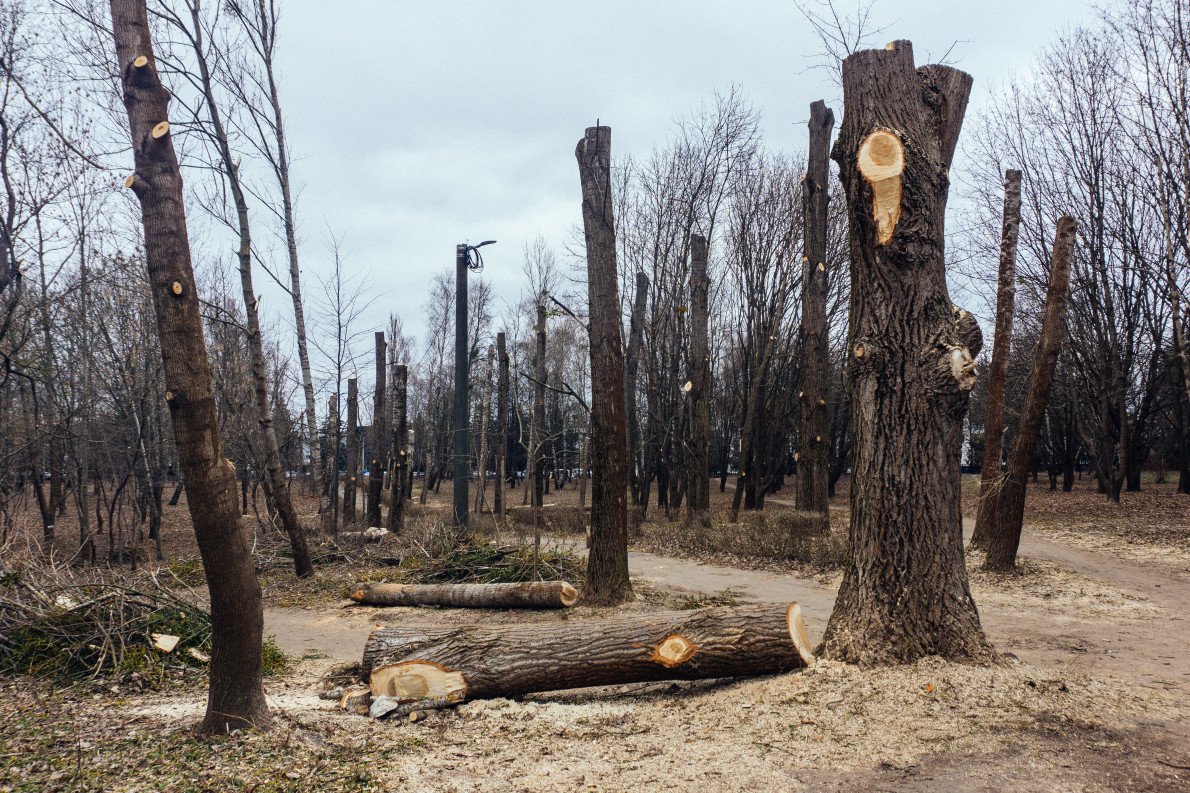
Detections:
454,243,470,530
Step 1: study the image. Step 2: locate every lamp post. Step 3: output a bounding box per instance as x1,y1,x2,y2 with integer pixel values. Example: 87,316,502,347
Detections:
453,240,496,531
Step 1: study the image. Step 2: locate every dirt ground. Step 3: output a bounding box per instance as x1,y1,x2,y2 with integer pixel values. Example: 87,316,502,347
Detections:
2,475,1189,791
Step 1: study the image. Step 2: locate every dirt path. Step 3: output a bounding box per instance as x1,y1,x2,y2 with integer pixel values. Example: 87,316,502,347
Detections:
266,515,1190,697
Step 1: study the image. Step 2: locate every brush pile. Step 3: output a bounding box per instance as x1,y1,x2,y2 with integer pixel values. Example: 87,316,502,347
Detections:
402,541,584,585
0,566,211,683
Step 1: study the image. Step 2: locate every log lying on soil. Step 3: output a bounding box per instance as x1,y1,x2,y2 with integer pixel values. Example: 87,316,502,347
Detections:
350,581,578,609
363,603,813,702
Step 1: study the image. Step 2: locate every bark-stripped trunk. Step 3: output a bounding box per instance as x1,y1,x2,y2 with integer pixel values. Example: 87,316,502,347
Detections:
971,169,1022,548
110,0,269,732
576,126,632,605
794,100,835,530
351,581,578,609
819,41,992,665
625,271,649,520
366,332,387,527
388,364,408,532
363,604,813,702
985,217,1076,571
686,235,711,523
344,377,359,524
495,332,509,516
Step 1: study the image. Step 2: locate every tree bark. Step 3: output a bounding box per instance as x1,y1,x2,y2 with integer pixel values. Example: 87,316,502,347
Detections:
363,604,813,702
532,305,547,562
794,100,836,530
819,41,992,665
350,581,579,609
344,378,359,524
686,234,711,523
366,332,387,527
985,217,1077,570
109,0,269,732
576,126,632,605
971,169,1023,548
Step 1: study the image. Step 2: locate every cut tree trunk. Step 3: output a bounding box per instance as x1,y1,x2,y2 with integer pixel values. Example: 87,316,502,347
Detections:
350,581,579,609
366,332,387,527
344,378,359,525
686,234,711,523
363,603,813,702
794,100,835,531
576,126,632,605
985,217,1076,571
819,41,992,665
495,332,509,516
971,169,1022,548
388,365,408,532
110,0,269,733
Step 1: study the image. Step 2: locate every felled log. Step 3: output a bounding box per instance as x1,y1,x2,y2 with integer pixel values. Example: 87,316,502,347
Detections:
350,581,578,609
363,603,813,703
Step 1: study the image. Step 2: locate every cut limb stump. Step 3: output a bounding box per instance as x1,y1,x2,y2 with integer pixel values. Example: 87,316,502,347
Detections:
350,581,579,609
363,603,813,703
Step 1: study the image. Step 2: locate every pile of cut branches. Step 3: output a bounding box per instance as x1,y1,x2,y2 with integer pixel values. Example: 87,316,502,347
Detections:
0,566,211,684
402,541,584,586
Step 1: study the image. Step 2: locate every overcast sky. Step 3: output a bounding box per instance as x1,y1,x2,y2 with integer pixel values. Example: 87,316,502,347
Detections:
257,0,1097,356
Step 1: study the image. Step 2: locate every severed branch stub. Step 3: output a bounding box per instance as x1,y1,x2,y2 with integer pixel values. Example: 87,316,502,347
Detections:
857,128,904,244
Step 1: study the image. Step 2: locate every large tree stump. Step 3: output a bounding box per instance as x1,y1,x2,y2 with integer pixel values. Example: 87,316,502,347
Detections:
820,40,993,665
350,581,579,609
363,604,813,702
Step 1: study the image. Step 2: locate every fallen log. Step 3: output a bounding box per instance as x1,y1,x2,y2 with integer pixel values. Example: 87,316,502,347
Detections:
350,581,578,609
362,603,813,703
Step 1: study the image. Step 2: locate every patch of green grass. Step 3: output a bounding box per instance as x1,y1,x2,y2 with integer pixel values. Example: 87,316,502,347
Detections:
261,638,289,676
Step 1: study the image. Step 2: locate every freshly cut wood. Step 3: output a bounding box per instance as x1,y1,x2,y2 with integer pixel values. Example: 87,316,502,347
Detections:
350,581,578,609
150,633,180,653
362,603,813,703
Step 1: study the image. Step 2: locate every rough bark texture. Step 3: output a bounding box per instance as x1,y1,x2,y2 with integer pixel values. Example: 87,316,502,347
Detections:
344,377,359,524
686,234,711,522
495,332,508,515
388,364,408,532
971,169,1022,548
109,0,270,732
363,604,813,702
576,126,632,605
366,332,386,527
985,217,1077,571
453,246,470,530
820,41,992,665
795,100,835,530
350,581,578,609
532,304,546,555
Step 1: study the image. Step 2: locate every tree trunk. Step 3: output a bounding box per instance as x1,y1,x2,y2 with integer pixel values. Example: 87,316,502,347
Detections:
576,126,632,605
532,305,547,567
625,270,649,509
351,581,578,609
985,217,1076,571
363,604,813,702
819,41,992,665
344,378,359,525
110,0,270,732
971,169,1023,548
686,235,711,523
495,332,509,516
387,365,408,532
366,332,387,527
794,100,835,531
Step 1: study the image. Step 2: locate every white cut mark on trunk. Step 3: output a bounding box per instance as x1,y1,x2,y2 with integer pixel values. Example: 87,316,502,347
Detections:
651,634,698,667
949,347,977,390
857,129,904,244
370,660,468,702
